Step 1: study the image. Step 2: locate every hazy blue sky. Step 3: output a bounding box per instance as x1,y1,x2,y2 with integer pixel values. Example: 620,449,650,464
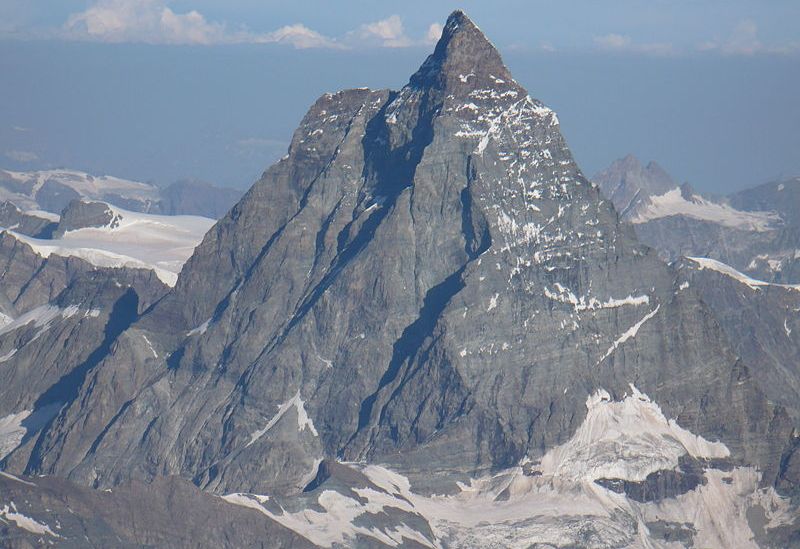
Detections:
1,1,798,192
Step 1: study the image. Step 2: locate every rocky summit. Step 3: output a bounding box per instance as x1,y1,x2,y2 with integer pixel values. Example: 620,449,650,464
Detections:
0,11,798,549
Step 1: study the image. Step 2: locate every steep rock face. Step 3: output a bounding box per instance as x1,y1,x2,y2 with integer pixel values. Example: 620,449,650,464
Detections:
729,177,800,283
731,176,800,227
0,234,169,468
676,257,800,422
0,280,142,468
35,180,82,213
12,11,791,504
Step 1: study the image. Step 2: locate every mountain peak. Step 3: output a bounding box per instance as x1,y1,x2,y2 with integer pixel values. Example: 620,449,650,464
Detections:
620,154,643,169
410,10,512,90
441,9,481,39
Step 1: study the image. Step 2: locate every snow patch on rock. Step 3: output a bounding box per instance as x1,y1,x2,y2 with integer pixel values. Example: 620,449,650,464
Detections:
689,256,800,292
0,503,59,537
598,304,661,364
248,391,318,446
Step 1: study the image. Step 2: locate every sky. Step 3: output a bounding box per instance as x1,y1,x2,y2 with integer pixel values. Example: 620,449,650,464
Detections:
1,1,798,193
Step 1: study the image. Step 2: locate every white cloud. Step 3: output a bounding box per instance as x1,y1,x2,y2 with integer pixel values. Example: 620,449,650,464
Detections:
5,150,38,163
159,5,223,44
594,33,674,56
351,16,443,48
357,15,411,48
594,33,631,50
62,4,443,50
63,0,341,48
65,0,226,44
257,24,341,49
725,20,761,55
699,20,799,55
425,23,444,45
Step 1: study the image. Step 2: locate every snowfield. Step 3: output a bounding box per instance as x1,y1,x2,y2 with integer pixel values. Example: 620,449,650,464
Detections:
632,188,779,231
7,204,214,286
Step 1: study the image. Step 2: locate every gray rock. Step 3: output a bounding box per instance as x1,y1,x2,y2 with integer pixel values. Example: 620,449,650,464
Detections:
0,472,315,549
0,231,166,316
595,455,729,503
644,521,696,547
53,200,120,237
0,233,168,465
34,180,81,214
730,176,800,227
676,257,800,422
0,201,57,238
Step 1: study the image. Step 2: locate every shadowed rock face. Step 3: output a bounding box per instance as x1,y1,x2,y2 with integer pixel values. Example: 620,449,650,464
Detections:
0,201,56,238
0,231,167,317
0,234,169,470
35,180,81,213
675,257,800,422
0,10,797,548
595,455,731,503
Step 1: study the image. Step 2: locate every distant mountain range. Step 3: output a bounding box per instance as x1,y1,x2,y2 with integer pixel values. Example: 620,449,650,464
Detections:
0,168,243,219
594,154,800,284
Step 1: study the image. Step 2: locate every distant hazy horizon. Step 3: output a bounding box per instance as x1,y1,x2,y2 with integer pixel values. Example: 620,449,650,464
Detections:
1,3,798,194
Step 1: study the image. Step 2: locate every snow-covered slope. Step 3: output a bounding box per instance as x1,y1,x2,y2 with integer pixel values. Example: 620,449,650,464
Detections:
6,204,214,286
631,188,779,231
